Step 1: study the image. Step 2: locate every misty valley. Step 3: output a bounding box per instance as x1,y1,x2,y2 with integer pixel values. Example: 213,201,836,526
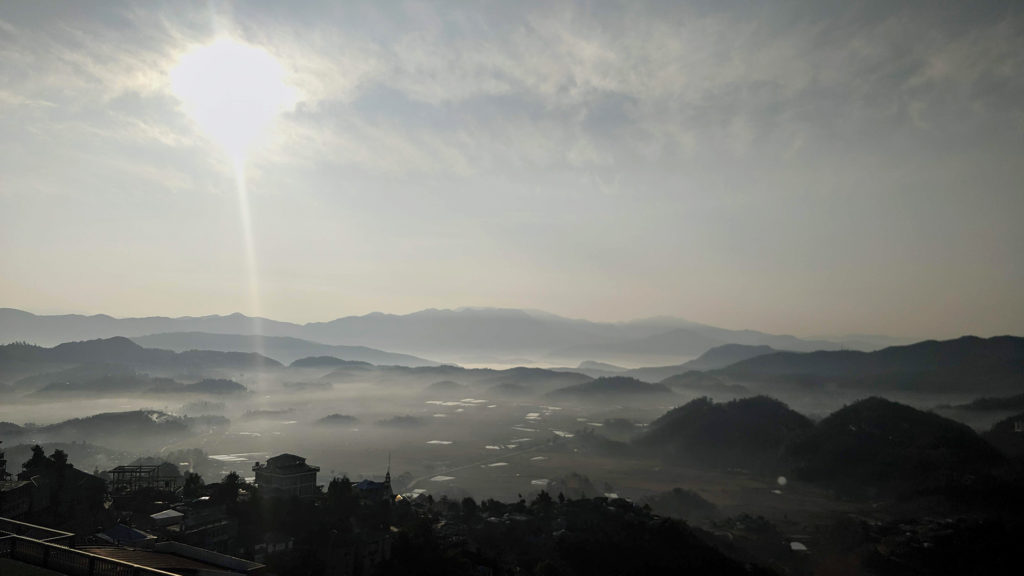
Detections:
2,309,1023,575
3,0,1021,573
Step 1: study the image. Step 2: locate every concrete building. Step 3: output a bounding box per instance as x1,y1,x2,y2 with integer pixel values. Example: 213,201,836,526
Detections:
251,453,321,498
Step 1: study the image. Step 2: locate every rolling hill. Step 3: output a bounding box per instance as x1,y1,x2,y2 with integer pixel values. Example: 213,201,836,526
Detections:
659,371,750,397
132,332,438,366
716,335,1024,393
636,396,813,472
0,410,228,446
0,337,280,375
624,344,780,382
788,397,1005,496
547,376,673,398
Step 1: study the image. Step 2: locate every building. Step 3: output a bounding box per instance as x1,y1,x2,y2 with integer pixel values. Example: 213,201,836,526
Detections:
0,481,33,519
96,523,158,547
19,461,107,522
354,466,393,502
251,453,321,498
0,442,32,519
108,463,183,494
169,498,238,552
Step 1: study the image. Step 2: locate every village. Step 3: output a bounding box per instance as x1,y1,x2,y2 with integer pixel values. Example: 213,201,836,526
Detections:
0,444,399,575
1,440,801,576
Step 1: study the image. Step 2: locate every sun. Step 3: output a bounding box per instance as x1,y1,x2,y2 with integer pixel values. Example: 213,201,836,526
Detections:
170,38,297,163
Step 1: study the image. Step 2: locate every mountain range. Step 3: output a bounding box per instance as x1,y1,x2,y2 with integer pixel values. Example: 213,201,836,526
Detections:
0,307,907,366
131,332,438,366
713,335,1024,393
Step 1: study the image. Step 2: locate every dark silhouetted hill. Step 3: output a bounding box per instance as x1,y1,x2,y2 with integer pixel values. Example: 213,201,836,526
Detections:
659,371,750,396
717,335,1024,393
623,344,780,383
25,363,156,396
636,396,813,472
290,356,374,368
678,344,778,371
315,413,359,427
320,363,591,394
788,397,1004,496
424,380,467,394
554,324,846,367
952,393,1024,412
982,412,1024,458
134,332,438,366
578,360,626,372
548,376,672,398
488,382,531,397
376,415,423,428
3,410,224,445
19,364,246,397
0,337,280,378
180,378,248,394
641,487,720,522
241,409,294,421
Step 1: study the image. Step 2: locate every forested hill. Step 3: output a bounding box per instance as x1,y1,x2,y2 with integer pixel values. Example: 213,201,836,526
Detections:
715,335,1024,392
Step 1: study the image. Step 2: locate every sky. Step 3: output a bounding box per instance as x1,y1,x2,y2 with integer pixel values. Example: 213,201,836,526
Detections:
0,0,1021,339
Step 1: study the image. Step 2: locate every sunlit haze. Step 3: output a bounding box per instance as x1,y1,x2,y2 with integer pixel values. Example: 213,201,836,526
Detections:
1,0,1022,339
2,3,1024,572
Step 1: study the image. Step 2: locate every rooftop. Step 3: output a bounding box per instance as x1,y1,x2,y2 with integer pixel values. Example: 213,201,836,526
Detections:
82,546,241,575
265,453,305,466
255,453,320,475
84,541,263,575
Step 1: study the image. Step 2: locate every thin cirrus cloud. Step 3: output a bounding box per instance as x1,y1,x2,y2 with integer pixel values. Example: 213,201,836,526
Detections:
0,0,1021,336
2,1,1020,174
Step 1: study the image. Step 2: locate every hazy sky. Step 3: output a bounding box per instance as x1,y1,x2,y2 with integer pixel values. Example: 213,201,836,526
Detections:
1,0,1021,338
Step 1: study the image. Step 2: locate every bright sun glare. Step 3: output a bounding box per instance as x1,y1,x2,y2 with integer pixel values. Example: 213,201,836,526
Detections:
171,39,296,163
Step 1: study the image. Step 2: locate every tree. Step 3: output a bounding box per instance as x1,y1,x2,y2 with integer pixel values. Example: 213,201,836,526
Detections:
22,445,48,471
531,490,554,514
326,476,356,526
51,449,68,468
461,497,478,520
216,471,242,504
183,472,205,499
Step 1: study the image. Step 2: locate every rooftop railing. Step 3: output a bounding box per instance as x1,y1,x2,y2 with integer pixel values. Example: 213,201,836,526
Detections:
0,534,179,576
0,515,75,545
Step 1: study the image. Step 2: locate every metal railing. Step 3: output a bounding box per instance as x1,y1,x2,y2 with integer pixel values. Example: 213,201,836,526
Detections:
0,515,76,545
0,535,179,576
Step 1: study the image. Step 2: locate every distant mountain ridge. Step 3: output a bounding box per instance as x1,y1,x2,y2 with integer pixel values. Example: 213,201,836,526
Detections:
624,344,780,383
0,307,894,366
547,376,673,398
131,332,438,366
0,336,278,373
715,335,1024,393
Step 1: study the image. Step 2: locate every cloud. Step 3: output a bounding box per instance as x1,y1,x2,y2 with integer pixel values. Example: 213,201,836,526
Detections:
2,1,1020,182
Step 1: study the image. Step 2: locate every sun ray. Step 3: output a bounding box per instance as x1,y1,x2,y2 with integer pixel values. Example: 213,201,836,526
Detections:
170,38,295,349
